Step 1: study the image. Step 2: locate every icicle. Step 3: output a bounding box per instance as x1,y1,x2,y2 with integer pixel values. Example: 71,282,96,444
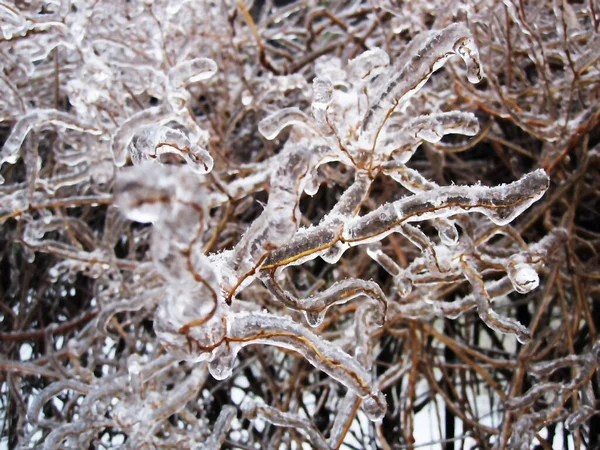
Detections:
208,343,237,380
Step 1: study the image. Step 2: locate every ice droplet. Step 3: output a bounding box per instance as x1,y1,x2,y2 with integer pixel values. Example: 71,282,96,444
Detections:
320,242,348,264
362,392,386,421
241,90,253,106
437,220,459,246
209,345,235,380
304,310,325,327
304,170,320,196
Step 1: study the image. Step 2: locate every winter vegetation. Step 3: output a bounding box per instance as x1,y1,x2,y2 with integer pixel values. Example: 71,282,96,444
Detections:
1,0,599,449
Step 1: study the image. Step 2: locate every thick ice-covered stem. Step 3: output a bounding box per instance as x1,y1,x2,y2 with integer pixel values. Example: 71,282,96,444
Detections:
258,107,321,140
128,125,213,174
168,57,218,88
111,106,170,166
344,169,549,244
262,275,387,327
205,405,237,449
460,255,531,342
226,312,387,421
360,23,483,149
244,403,330,450
0,109,101,173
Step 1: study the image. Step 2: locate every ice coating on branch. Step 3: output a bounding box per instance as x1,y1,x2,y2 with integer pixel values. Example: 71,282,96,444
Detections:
258,107,318,140
348,47,390,82
224,144,317,295
2,4,578,446
128,124,214,173
263,276,386,328
227,311,387,420
244,403,330,450
462,257,531,343
168,57,218,88
343,170,549,243
205,405,237,449
375,111,479,159
0,190,29,219
360,23,483,148
0,109,100,173
565,406,596,431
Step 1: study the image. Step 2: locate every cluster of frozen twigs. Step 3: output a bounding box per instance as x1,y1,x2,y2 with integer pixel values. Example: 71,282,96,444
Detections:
1,1,599,449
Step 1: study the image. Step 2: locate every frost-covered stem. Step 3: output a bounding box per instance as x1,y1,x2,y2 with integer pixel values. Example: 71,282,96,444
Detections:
344,169,549,244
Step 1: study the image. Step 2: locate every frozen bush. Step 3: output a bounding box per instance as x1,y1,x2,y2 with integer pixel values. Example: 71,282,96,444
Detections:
1,1,599,449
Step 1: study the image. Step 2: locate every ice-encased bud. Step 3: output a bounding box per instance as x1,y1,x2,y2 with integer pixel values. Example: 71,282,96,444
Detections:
437,220,459,246
111,106,167,167
114,162,205,225
507,261,540,294
1,109,100,170
114,163,177,223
